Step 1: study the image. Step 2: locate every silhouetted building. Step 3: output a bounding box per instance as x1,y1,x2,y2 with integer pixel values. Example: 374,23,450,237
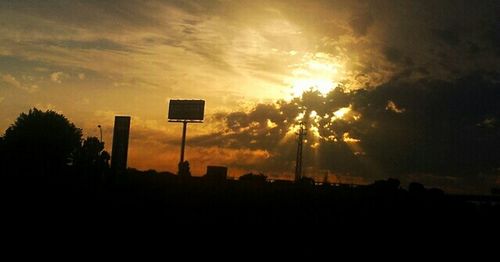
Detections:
178,160,191,177
239,173,267,183
204,165,228,180
111,116,131,175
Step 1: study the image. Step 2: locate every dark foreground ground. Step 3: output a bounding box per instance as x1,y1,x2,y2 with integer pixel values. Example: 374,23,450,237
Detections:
2,169,499,230
3,169,500,256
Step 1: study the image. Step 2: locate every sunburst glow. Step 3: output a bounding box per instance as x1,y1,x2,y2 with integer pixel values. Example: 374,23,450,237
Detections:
285,52,345,98
333,106,351,120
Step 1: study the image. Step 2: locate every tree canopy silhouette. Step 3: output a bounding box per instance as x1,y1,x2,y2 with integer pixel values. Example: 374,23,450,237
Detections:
72,136,110,175
2,108,82,176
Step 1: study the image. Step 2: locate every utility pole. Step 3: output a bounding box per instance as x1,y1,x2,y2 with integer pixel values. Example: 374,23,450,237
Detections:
295,122,306,182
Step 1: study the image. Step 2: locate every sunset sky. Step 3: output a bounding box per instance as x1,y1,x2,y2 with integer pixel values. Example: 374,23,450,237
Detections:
1,0,499,194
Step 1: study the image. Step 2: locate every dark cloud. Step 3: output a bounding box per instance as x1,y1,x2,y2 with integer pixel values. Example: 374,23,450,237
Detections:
481,19,500,49
164,0,220,15
355,0,500,83
0,0,162,32
383,46,403,64
433,28,461,47
190,71,500,192
466,41,480,55
0,56,49,74
1,0,499,193
353,72,500,176
349,10,374,36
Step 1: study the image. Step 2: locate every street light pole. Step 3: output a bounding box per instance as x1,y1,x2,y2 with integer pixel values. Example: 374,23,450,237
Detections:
97,125,103,143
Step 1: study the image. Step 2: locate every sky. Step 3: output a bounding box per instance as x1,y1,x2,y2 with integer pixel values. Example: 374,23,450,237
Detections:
0,0,499,194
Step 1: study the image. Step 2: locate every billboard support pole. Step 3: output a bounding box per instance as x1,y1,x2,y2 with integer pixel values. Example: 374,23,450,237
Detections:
168,99,205,176
180,121,187,164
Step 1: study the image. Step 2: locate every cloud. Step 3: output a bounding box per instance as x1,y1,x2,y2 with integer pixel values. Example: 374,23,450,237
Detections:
2,73,21,89
50,72,68,83
349,10,374,36
385,100,405,113
382,46,403,64
1,0,496,98
0,0,499,194
1,73,38,93
433,27,461,47
190,71,500,193
46,39,131,52
88,111,274,176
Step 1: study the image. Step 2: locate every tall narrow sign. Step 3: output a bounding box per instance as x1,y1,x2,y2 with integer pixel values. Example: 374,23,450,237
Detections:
111,116,131,175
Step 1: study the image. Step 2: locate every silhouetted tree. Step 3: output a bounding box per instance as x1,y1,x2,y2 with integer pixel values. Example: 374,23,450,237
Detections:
372,178,401,193
408,182,426,195
2,108,82,176
72,136,110,175
0,136,6,174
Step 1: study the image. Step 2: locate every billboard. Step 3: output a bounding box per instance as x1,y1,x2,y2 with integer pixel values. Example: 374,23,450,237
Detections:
168,100,205,121
111,116,131,174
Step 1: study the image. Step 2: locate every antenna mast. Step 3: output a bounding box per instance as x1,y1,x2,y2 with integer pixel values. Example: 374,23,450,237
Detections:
295,122,306,182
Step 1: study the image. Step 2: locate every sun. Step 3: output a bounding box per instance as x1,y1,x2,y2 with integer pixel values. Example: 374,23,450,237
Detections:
290,78,336,97
285,53,345,98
